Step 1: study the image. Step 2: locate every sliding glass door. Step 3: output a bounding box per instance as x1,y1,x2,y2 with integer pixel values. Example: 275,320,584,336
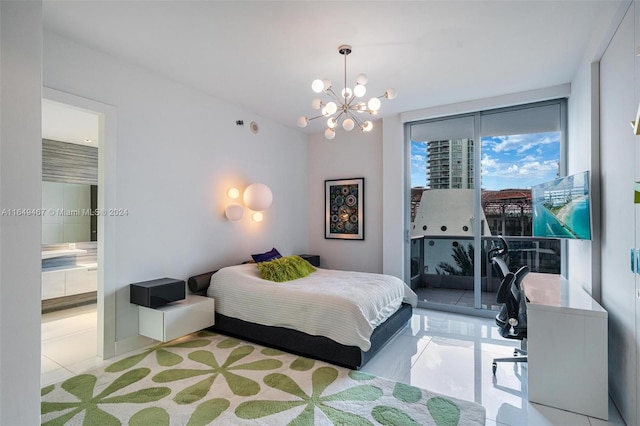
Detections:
408,100,565,314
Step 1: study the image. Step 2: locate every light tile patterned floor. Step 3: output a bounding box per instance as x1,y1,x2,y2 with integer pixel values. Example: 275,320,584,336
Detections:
42,305,626,425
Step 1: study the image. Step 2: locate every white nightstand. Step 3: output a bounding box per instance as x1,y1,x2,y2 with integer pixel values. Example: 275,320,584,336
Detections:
138,294,215,342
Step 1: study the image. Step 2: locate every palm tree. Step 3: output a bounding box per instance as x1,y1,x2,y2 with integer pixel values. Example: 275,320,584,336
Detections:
436,243,487,276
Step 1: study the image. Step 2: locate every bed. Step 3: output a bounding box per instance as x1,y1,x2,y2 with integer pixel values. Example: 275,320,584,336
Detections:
187,261,417,370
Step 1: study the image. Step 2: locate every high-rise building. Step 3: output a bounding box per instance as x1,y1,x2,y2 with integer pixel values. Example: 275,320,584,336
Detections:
426,138,474,189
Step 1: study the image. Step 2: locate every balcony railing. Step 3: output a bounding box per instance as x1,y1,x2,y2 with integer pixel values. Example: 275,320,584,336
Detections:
410,235,560,310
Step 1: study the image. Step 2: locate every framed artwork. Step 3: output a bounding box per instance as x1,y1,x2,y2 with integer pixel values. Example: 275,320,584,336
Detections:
325,177,364,240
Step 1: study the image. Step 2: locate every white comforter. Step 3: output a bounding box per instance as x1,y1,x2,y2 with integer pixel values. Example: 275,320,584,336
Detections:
207,264,418,351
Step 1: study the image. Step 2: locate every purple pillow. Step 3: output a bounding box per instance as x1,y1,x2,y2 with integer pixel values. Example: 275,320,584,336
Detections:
251,247,282,263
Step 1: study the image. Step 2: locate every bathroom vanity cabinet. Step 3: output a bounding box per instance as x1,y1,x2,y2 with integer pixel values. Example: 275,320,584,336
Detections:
42,264,97,300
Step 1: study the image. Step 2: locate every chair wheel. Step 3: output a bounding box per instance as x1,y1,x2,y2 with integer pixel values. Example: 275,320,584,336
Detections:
513,350,518,356
492,362,497,375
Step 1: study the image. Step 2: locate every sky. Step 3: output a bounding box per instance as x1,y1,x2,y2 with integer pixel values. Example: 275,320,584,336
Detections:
411,132,560,190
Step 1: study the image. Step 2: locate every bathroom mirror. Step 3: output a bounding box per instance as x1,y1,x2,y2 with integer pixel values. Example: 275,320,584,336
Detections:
42,181,97,244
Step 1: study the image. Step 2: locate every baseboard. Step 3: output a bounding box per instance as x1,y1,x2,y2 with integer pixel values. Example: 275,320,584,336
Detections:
114,334,154,358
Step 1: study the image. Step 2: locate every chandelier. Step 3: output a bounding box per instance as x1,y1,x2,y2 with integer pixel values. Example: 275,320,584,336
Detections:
296,44,396,139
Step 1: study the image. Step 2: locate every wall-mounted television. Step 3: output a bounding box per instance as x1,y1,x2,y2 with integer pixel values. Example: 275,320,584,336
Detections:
531,171,592,240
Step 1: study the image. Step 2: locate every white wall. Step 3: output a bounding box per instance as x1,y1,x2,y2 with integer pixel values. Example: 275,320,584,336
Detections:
599,3,638,424
566,60,600,298
0,1,43,423
307,124,383,273
382,114,406,279
43,32,309,348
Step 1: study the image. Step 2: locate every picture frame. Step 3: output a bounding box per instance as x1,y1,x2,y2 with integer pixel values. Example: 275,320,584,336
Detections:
325,177,364,240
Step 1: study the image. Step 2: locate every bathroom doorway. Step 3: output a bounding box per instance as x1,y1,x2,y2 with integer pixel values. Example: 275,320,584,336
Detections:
40,88,117,385
40,98,100,385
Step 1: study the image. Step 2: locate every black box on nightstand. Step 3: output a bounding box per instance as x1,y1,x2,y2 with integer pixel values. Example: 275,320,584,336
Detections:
130,278,185,308
298,254,320,267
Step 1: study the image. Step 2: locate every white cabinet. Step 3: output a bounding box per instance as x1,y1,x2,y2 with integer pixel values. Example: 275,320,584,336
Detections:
41,264,98,300
524,273,608,420
65,267,97,296
138,295,215,342
41,270,65,299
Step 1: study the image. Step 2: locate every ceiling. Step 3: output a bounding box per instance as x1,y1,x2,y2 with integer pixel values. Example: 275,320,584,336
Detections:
42,1,626,136
42,100,99,146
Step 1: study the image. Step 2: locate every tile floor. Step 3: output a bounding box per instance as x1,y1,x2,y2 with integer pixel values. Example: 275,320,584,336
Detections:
41,304,626,425
415,287,503,311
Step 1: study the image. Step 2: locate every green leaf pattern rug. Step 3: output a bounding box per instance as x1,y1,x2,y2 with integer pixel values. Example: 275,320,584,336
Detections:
41,331,486,425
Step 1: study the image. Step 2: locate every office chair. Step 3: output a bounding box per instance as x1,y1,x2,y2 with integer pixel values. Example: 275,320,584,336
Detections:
492,264,530,374
487,235,511,280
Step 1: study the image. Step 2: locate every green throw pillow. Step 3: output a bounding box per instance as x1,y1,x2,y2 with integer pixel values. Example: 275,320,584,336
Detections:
257,255,317,283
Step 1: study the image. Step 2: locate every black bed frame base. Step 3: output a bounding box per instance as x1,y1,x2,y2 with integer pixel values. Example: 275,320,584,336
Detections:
208,303,413,370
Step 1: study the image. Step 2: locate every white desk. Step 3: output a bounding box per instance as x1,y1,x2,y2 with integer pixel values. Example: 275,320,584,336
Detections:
523,273,608,420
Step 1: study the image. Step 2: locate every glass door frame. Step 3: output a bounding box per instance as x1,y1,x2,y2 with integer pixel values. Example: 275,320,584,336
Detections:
405,99,567,315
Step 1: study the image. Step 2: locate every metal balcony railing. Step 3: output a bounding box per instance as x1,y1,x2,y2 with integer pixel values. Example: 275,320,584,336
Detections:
410,235,561,308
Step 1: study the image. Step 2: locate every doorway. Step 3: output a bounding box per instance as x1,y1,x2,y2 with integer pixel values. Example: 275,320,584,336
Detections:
40,88,117,386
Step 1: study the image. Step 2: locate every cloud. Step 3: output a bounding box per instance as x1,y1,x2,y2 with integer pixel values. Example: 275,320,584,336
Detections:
488,132,560,154
518,159,559,176
480,153,558,180
481,154,498,173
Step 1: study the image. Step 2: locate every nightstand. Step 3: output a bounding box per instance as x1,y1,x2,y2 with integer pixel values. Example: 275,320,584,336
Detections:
298,254,320,267
138,295,215,342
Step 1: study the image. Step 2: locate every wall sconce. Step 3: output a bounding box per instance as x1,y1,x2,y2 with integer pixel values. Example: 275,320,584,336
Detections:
243,183,273,211
227,187,240,200
224,187,243,221
224,183,272,222
224,204,244,221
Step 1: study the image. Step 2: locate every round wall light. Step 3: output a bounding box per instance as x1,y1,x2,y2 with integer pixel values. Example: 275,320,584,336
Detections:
227,187,240,199
243,183,272,211
224,204,244,221
251,212,264,222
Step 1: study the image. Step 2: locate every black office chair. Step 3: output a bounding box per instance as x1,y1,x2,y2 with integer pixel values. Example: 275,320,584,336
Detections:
488,236,529,374
487,236,511,280
492,264,529,374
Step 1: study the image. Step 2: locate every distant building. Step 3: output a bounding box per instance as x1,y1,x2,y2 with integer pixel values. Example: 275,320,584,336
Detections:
427,139,474,189
482,189,532,236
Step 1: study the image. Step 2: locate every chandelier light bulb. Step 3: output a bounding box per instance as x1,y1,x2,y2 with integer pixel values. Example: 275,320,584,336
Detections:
368,97,381,111
342,118,355,131
297,116,308,128
311,79,324,93
385,88,397,100
353,84,366,98
324,128,336,140
299,45,395,139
